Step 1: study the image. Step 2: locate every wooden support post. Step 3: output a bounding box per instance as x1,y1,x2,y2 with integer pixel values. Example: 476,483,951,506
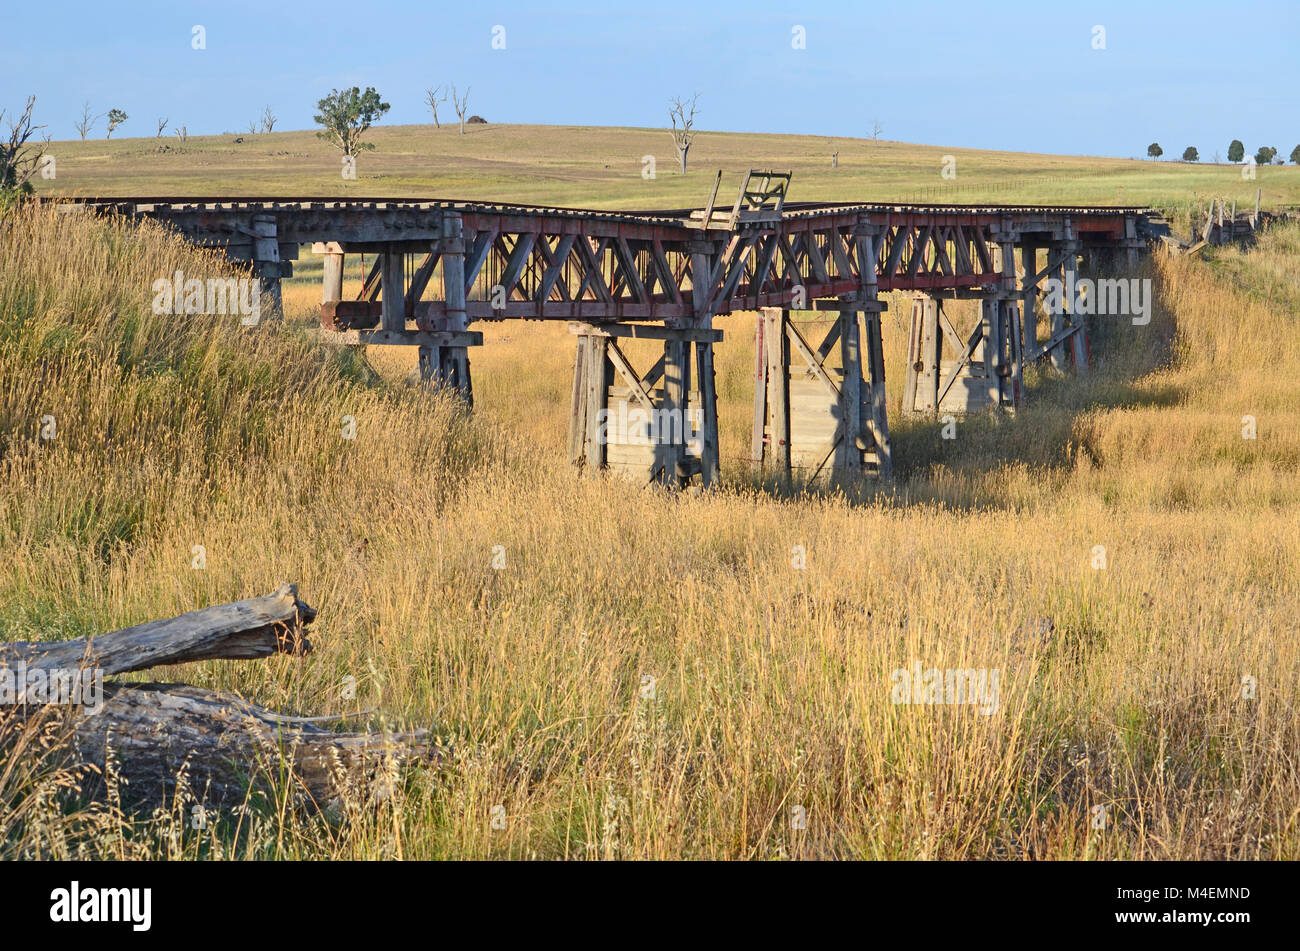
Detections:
416,213,474,403
441,214,468,333
1062,232,1088,375
380,246,405,333
583,334,611,473
998,238,1024,410
695,342,720,487
761,306,790,478
861,306,893,480
1004,299,1024,409
568,336,587,466
1124,213,1139,269
661,338,689,486
750,314,768,472
321,249,344,305
835,307,864,476
1048,243,1069,372
251,214,284,319
855,224,892,480
903,294,940,414
1020,244,1038,358
981,296,1003,408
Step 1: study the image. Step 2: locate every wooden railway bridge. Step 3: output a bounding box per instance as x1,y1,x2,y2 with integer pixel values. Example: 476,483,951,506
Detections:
67,182,1156,487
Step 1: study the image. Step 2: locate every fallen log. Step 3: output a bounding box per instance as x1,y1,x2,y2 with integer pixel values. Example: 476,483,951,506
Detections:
0,585,437,814
0,583,315,676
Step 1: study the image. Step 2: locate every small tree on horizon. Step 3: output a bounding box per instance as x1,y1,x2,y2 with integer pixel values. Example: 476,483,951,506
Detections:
105,108,127,138
260,105,277,134
313,86,390,157
425,85,449,129
1254,145,1277,166
74,101,99,141
1147,142,1163,159
1291,144,1300,165
1182,146,1199,162
1228,139,1245,163
451,85,471,135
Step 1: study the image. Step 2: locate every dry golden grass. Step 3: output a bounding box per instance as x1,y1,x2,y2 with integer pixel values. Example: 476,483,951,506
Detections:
1,204,1297,859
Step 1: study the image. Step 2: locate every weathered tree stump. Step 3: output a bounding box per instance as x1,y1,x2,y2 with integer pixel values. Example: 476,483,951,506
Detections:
0,585,437,813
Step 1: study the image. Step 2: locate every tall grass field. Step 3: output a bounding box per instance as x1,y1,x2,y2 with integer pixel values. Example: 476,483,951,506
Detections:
3,126,1299,859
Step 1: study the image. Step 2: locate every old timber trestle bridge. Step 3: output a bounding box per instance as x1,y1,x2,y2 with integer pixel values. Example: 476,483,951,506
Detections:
71,173,1159,486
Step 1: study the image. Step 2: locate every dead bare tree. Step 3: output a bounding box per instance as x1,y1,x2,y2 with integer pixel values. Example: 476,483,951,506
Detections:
260,105,277,133
74,101,99,141
452,84,471,135
156,117,168,137
669,94,700,173
425,85,449,129
871,119,883,144
174,124,188,145
247,120,258,135
1,96,50,200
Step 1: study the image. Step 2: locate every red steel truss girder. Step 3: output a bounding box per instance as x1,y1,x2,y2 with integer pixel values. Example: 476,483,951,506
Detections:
59,197,1142,321
423,214,1061,318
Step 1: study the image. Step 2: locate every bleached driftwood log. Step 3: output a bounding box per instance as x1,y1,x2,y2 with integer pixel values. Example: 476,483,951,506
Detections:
0,585,435,812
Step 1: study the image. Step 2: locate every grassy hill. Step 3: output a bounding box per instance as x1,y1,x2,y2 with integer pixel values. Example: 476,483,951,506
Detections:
2,187,1299,858
38,123,1300,231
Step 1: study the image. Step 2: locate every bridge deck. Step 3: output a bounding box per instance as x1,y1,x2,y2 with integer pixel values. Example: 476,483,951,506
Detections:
52,193,1157,487
58,195,1153,325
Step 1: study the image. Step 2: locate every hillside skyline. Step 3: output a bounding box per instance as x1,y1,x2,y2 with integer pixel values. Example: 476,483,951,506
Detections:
4,0,1298,160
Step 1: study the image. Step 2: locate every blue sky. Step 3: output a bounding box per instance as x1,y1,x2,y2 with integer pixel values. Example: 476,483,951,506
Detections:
3,0,1297,158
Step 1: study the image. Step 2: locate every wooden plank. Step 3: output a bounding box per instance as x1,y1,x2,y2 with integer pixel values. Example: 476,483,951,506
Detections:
936,319,984,407
404,250,440,310
751,314,767,470
607,340,657,415
836,309,863,473
461,226,496,290
567,322,723,343
584,335,610,471
696,343,720,487
569,336,587,465
358,255,383,302
785,320,841,403
321,329,482,348
1020,244,1038,354
762,307,790,476
862,308,893,478
660,338,688,485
